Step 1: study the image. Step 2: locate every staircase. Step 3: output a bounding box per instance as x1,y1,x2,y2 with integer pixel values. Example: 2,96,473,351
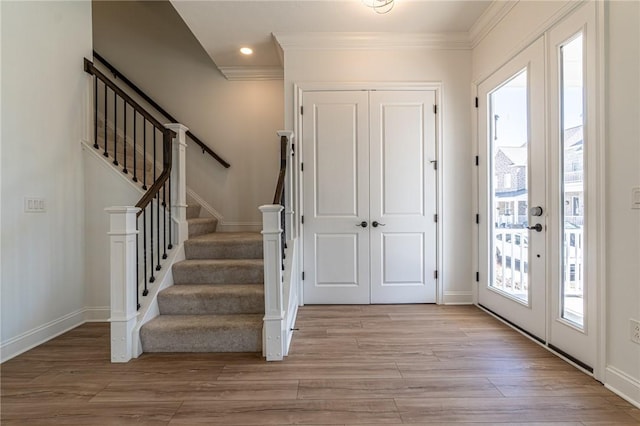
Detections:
140,203,265,353
96,122,265,354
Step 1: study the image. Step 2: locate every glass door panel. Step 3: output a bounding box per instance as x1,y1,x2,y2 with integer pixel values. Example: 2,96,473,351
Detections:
490,70,530,304
560,34,585,327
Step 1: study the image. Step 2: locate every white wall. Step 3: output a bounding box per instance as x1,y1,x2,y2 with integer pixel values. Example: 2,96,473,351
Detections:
472,0,640,406
0,1,93,361
92,1,284,231
604,0,640,405
283,47,473,304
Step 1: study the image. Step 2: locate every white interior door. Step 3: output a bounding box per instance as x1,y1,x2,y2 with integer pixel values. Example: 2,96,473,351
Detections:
302,89,437,304
478,38,547,341
369,91,437,303
302,91,370,304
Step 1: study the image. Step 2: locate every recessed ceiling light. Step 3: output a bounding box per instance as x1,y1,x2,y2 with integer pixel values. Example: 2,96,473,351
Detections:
240,47,253,55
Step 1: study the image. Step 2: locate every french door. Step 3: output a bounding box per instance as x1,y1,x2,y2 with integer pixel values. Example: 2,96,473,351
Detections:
302,90,437,304
478,38,547,341
478,2,598,371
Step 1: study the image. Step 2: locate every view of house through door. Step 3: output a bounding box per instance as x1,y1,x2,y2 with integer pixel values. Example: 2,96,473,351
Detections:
302,90,437,304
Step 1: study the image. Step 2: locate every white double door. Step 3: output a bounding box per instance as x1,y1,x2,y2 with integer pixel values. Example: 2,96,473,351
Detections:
302,90,437,304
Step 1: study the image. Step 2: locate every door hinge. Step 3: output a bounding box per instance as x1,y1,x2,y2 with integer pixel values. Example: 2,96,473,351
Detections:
475,97,479,108
301,162,304,172
431,160,437,170
476,272,480,282
291,143,295,156
302,271,305,280
475,155,479,166
434,214,438,223
434,270,438,279
301,215,304,224
433,105,438,114
475,214,479,224
300,106,304,115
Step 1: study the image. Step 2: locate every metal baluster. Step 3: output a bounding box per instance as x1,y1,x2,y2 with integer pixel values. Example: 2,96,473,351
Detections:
142,119,147,190
168,176,173,250
162,181,167,260
93,77,98,149
136,219,140,310
122,102,128,174
155,129,161,271
113,91,118,166
143,209,148,295
103,84,108,157
132,112,138,182
150,197,155,283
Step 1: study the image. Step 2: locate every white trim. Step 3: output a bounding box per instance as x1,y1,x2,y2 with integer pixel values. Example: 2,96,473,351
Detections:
469,1,518,48
294,82,444,306
605,366,640,409
84,307,110,322
274,32,471,51
443,291,474,305
218,66,283,81
185,187,223,222
0,308,105,363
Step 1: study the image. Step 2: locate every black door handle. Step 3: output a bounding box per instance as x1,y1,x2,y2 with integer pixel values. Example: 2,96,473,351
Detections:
527,223,543,232
356,221,368,228
372,221,386,228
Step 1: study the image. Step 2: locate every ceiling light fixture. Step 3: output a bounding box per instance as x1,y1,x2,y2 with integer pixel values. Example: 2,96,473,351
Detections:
240,47,253,55
362,0,394,14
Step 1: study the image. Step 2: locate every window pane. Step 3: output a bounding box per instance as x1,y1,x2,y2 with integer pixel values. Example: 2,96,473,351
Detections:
561,34,584,327
490,69,529,304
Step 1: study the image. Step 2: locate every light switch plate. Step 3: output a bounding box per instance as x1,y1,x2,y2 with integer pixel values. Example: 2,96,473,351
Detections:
24,197,46,213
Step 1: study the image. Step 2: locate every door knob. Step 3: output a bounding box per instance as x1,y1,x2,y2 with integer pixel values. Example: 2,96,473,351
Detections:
372,221,386,228
356,221,368,228
530,206,544,216
527,223,543,232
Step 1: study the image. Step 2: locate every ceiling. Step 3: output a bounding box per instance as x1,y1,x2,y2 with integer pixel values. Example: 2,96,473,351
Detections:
171,0,496,79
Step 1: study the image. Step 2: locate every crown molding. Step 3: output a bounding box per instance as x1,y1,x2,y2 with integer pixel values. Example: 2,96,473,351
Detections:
273,32,472,51
468,0,518,48
217,66,283,81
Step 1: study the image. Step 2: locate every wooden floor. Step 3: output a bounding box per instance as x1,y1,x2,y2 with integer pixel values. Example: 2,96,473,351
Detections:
2,305,639,425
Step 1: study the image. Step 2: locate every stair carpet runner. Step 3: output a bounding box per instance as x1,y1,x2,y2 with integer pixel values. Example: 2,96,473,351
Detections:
96,123,265,353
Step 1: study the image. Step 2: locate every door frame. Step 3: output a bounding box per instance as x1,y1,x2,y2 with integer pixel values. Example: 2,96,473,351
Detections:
294,82,444,305
471,1,605,381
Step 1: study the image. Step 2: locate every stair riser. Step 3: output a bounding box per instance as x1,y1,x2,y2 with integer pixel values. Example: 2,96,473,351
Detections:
172,264,264,285
188,221,218,238
141,329,262,353
185,241,263,260
158,292,264,315
186,204,201,220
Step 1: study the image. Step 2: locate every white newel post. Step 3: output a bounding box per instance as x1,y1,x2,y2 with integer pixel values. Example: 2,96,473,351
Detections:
106,206,141,363
165,123,189,245
277,130,295,241
260,204,285,361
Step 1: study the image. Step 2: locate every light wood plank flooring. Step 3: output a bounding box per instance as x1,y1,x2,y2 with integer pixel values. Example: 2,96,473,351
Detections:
2,305,639,425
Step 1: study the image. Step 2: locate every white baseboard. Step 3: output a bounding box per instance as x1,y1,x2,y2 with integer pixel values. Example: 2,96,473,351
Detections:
605,366,640,409
84,307,110,322
1,308,86,363
443,291,473,305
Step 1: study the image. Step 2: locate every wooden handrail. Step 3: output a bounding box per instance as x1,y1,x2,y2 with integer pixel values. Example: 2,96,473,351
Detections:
92,50,230,169
273,136,288,204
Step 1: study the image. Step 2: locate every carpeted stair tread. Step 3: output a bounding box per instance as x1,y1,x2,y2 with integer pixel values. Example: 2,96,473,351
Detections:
158,284,264,315
140,314,263,353
172,259,264,285
185,232,263,259
188,217,218,238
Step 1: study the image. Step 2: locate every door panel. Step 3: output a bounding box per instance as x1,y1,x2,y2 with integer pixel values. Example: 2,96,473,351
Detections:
370,91,436,303
478,38,546,340
303,91,370,304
